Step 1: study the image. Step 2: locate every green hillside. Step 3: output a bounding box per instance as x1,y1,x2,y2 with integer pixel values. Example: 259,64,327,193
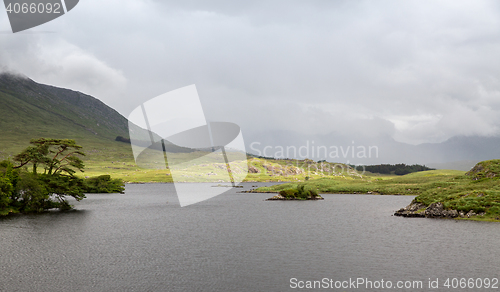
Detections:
0,73,135,162
0,74,367,183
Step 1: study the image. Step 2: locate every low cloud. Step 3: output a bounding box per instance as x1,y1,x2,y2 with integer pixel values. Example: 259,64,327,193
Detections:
0,35,126,103
2,0,500,146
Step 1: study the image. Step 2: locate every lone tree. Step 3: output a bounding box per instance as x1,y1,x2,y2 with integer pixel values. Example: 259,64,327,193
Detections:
13,138,85,176
12,138,86,209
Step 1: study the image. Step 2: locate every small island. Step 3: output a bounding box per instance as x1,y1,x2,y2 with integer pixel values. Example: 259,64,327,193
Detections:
266,185,324,201
0,138,125,216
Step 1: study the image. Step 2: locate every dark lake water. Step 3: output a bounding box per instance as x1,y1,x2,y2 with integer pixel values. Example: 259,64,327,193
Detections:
1,183,499,291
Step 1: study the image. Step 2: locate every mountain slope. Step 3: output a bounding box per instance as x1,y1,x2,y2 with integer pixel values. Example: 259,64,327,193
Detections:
0,73,133,161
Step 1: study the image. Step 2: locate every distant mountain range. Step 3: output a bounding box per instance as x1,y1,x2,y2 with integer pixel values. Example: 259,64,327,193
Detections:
1,72,497,170
244,130,500,171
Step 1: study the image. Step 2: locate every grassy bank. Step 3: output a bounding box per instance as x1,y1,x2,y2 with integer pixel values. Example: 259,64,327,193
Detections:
252,169,464,194
78,157,360,183
253,164,500,222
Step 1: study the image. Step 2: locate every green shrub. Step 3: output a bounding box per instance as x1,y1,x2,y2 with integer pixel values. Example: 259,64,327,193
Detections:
279,189,298,199
278,185,319,200
487,206,500,216
16,172,50,212
84,175,125,193
0,176,13,209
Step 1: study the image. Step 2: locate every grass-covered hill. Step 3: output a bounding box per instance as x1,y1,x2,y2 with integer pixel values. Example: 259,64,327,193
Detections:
465,159,500,180
0,73,135,162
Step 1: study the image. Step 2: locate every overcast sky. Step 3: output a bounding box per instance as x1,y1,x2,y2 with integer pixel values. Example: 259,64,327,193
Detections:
2,0,500,146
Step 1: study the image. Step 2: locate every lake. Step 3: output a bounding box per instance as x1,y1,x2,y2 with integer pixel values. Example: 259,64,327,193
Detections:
1,183,499,291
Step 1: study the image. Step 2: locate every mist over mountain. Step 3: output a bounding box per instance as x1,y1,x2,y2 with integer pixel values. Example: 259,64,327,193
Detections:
244,130,500,171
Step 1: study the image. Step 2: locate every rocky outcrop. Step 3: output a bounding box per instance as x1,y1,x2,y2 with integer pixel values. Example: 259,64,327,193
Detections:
395,201,487,219
393,202,426,217
424,203,459,218
395,202,458,218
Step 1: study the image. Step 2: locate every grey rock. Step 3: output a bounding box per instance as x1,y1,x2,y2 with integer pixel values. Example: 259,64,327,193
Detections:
395,201,459,218
466,210,477,217
407,202,426,212
425,202,445,218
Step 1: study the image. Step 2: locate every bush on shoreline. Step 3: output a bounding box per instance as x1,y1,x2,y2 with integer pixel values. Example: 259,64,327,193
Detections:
84,175,125,193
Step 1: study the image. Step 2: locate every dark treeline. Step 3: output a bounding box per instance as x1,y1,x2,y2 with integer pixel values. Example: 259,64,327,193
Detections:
360,164,434,175
0,138,124,216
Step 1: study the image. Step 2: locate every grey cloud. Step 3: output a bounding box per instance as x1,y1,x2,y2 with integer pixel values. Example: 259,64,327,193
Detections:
2,0,500,150
0,34,127,104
